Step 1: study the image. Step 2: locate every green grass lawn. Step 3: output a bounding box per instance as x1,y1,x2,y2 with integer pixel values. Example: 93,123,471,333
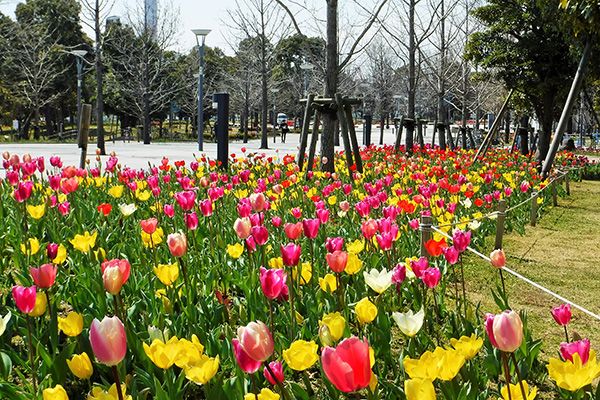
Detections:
464,179,600,361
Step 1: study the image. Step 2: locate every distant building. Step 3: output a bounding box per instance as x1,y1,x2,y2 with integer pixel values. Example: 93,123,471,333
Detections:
145,0,158,35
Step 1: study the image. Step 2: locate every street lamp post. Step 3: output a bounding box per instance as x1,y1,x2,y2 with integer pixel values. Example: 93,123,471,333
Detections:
192,29,211,151
271,88,280,143
300,62,314,98
71,50,87,130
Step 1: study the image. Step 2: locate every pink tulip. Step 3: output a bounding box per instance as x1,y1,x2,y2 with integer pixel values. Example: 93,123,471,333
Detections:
551,304,572,326
339,200,350,212
392,264,406,288
360,219,378,239
174,191,196,211
283,222,303,240
408,219,419,230
140,218,158,234
245,236,257,253
234,217,252,239
237,198,252,217
167,232,187,257
14,181,34,203
291,207,302,219
49,156,62,168
375,232,394,251
58,202,70,216
29,264,57,288
280,243,301,266
263,361,284,385
302,218,320,239
259,267,288,301
232,338,262,373
322,337,371,393
410,257,429,278
163,204,175,218
199,199,213,217
325,237,344,253
326,251,348,273
249,213,264,227
89,316,127,366
485,313,499,347
316,208,330,224
250,192,266,212
421,267,441,288
12,285,37,314
237,321,274,362
443,246,460,265
560,339,590,365
271,216,282,228
452,230,471,252
251,226,269,246
490,249,506,269
185,212,199,230
488,310,523,353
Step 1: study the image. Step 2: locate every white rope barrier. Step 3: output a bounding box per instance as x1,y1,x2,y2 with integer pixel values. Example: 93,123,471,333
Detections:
431,225,600,322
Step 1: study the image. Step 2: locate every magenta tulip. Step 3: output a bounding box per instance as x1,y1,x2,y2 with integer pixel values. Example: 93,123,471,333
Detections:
259,267,288,301
410,257,429,278
232,338,262,373
421,267,441,288
485,313,499,348
174,191,196,211
199,199,213,217
185,212,199,230
551,304,572,326
452,229,471,252
325,237,344,253
263,361,284,385
251,226,269,246
89,316,127,366
560,339,590,364
280,243,301,266
321,337,371,393
443,246,460,265
302,218,320,239
236,321,274,362
12,285,37,314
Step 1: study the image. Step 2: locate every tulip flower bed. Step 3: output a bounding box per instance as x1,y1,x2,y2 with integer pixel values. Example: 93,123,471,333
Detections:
0,146,595,400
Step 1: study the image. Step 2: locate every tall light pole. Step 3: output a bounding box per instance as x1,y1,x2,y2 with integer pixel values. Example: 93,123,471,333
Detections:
300,62,314,97
192,29,211,151
71,50,87,129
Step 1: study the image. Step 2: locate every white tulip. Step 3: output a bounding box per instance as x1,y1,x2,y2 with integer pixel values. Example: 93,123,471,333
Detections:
392,308,425,337
0,311,11,337
118,203,137,217
363,268,393,294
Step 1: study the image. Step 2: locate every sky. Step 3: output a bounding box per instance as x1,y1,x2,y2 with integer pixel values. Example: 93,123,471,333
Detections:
0,0,239,53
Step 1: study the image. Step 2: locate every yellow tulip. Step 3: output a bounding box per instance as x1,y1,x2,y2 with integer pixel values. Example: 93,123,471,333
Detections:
227,243,245,259
28,292,47,317
547,351,600,391
135,189,151,201
404,378,436,400
449,334,483,360
175,335,205,368
319,312,345,342
20,237,40,256
283,340,319,371
143,337,181,369
53,244,67,264
346,239,365,254
141,227,164,248
70,231,97,253
93,247,106,263
88,384,132,400
292,262,312,284
434,348,465,381
403,351,440,381
345,252,363,275
319,274,337,293
499,380,537,400
58,312,84,337
43,384,69,400
355,297,377,324
27,204,46,220
154,263,179,286
107,185,124,198
184,355,219,385
67,352,93,379
244,388,280,400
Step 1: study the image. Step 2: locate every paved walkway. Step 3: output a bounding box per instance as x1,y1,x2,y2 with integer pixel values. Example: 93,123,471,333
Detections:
1,125,431,170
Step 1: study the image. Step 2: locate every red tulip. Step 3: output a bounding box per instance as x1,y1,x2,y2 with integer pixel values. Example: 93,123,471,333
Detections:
14,181,34,203
360,219,377,239
551,304,572,326
12,285,37,314
560,339,590,364
280,243,301,266
232,338,262,373
259,267,288,300
140,218,158,234
46,243,59,260
97,203,112,216
30,264,57,288
322,337,371,393
89,316,127,366
490,249,506,268
302,218,320,239
263,361,284,385
167,232,187,257
424,238,447,257
237,321,274,362
283,222,303,240
326,251,348,273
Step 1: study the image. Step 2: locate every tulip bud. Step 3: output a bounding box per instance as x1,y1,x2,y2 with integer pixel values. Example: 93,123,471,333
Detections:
89,316,127,366
167,232,187,257
490,249,506,269
551,303,572,326
490,310,523,353
319,324,334,347
237,321,274,362
46,243,59,260
234,217,252,239
263,361,284,385
103,266,125,295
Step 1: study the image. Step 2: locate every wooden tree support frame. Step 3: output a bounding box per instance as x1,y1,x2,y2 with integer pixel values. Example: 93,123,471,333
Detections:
297,94,363,176
394,118,429,152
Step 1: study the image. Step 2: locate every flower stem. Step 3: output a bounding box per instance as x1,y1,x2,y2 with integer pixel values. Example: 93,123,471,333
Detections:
25,316,37,395
265,362,290,400
510,352,528,400
501,352,512,400
111,365,125,400
563,325,570,343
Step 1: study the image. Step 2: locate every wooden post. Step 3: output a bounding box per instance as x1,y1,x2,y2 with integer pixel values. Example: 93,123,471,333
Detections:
530,191,538,226
417,120,424,149
431,120,437,147
420,215,432,258
79,104,92,169
467,128,476,149
494,199,507,250
345,105,363,173
552,182,558,206
306,111,321,172
446,124,455,150
335,94,354,174
565,173,571,195
473,89,514,162
394,116,405,152
297,94,315,170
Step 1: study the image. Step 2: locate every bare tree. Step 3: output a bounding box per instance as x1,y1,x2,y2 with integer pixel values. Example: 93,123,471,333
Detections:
79,0,114,154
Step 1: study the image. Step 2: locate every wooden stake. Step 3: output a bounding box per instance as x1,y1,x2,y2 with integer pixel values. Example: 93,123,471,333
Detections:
297,94,315,171
79,104,92,169
306,111,321,172
420,215,432,259
345,105,363,173
530,191,538,226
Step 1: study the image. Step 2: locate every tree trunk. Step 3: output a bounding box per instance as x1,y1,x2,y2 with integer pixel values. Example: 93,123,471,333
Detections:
405,0,416,153
260,0,269,149
536,91,555,164
95,0,106,154
379,113,384,145
320,0,338,172
436,0,446,147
